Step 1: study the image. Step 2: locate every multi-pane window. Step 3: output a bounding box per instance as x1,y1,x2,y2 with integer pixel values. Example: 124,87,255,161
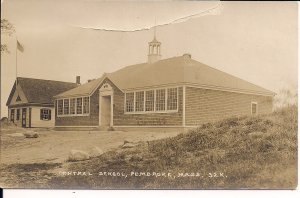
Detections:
57,97,89,116
125,93,134,112
135,91,144,112
125,87,178,113
40,109,51,120
83,97,90,114
145,90,154,111
16,109,20,120
155,89,166,111
57,100,63,115
70,98,76,114
63,99,69,115
10,109,15,122
167,88,178,110
76,98,83,114
251,102,257,115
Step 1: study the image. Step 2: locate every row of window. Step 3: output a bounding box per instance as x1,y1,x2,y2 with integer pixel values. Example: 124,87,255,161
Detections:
57,97,90,116
125,87,178,113
10,108,51,121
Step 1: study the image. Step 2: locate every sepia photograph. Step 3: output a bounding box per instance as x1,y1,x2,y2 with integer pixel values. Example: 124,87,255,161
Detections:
0,1,298,190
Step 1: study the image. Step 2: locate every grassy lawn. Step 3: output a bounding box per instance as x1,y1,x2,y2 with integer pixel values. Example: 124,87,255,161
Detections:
0,105,297,189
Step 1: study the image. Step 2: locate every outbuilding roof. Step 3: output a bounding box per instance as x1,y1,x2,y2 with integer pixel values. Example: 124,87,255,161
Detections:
6,77,78,106
54,55,275,98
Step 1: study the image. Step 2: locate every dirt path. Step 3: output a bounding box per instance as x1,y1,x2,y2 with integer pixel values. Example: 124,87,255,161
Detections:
1,128,181,164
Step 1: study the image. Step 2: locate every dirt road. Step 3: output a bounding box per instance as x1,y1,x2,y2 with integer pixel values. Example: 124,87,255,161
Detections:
1,128,181,164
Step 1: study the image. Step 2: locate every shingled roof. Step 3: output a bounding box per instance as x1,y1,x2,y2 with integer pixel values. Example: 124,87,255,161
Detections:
55,55,275,98
6,77,78,106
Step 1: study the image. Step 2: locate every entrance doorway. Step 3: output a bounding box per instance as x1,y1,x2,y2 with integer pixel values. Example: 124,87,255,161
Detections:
100,95,112,127
22,108,27,127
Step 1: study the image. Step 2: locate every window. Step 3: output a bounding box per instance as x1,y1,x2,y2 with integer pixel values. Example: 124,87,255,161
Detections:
70,98,76,115
63,99,69,115
16,109,20,120
10,109,15,122
145,90,154,111
57,100,63,115
251,102,258,115
155,89,166,111
83,97,90,114
124,87,179,114
135,91,144,112
40,109,51,120
126,92,134,112
76,98,83,114
167,88,178,110
57,97,90,117
16,95,21,102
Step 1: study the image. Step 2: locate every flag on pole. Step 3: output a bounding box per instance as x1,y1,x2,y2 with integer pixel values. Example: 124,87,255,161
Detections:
17,40,24,52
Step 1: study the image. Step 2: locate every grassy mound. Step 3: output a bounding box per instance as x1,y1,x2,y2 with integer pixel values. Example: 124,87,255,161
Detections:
48,105,297,189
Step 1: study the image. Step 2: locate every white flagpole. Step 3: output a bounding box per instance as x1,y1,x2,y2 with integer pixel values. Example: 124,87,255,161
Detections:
16,37,18,86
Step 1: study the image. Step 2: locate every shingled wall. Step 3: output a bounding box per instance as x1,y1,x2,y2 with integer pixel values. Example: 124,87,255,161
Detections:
185,86,273,126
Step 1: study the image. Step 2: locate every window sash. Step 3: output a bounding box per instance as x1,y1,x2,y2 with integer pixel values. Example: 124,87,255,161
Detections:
145,90,154,111
76,98,83,114
57,100,63,115
83,97,89,114
135,91,144,112
125,93,134,112
155,89,166,111
63,99,70,115
167,88,178,110
70,98,76,114
251,103,257,115
40,109,51,120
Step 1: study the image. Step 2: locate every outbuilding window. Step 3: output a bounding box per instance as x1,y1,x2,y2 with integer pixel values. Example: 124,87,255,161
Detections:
40,108,51,120
251,102,258,115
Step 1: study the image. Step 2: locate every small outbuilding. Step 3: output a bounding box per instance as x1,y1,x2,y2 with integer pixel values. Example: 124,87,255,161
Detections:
6,77,78,128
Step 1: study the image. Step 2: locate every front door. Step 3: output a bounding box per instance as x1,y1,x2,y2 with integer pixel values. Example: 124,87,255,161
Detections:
22,108,27,127
100,95,111,126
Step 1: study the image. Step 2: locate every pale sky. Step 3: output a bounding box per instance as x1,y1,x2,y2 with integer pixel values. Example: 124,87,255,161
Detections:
1,1,298,117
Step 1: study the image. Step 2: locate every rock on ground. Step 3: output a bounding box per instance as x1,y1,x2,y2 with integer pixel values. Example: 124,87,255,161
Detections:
23,131,39,138
89,146,104,158
123,139,131,144
122,142,136,149
68,150,90,162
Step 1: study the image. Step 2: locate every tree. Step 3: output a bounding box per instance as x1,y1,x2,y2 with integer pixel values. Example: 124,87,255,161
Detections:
1,19,15,53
